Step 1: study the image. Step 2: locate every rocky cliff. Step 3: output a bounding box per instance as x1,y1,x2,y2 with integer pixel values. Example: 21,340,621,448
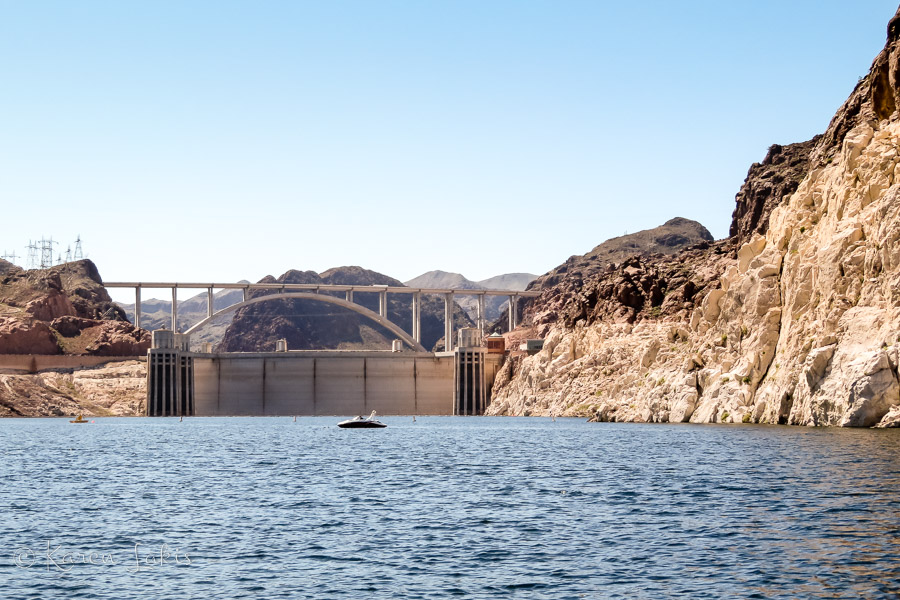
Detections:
218,266,473,352
490,218,715,333
0,260,150,356
488,8,900,428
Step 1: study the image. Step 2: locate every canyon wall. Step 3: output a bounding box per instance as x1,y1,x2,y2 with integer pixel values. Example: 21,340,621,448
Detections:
488,9,900,428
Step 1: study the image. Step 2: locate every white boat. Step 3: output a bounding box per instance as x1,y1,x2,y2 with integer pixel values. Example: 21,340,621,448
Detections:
337,411,387,429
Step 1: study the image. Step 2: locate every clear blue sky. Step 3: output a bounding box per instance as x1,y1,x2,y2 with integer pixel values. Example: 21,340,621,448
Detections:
1,1,897,301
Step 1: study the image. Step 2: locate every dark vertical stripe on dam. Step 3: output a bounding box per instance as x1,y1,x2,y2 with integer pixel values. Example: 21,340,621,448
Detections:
216,358,221,413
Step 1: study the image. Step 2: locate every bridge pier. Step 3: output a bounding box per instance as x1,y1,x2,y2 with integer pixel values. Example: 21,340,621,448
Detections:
379,290,388,318
508,294,519,332
207,287,214,318
412,292,421,344
135,287,142,330
444,293,454,351
477,294,486,338
171,287,178,332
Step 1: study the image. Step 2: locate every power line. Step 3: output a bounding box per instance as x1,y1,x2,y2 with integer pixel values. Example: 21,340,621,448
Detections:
26,241,38,269
40,237,57,269
19,235,85,269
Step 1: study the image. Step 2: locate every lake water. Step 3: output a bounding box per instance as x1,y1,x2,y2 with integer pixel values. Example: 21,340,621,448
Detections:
1,417,898,599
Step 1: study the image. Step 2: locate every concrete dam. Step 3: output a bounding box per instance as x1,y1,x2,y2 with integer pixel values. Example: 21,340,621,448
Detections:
147,331,506,417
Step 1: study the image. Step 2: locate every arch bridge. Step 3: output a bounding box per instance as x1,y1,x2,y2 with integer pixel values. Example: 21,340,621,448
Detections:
104,281,540,349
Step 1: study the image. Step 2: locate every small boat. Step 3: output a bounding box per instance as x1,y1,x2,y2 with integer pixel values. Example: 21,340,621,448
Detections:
69,414,89,424
338,411,387,429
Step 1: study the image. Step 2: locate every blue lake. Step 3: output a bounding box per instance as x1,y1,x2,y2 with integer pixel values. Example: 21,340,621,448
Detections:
1,417,899,599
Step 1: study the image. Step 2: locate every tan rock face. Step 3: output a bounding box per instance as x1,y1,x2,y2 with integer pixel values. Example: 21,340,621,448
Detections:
489,11,900,427
0,360,146,417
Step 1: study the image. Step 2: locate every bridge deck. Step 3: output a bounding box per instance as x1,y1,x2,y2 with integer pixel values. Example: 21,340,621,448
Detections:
104,282,541,296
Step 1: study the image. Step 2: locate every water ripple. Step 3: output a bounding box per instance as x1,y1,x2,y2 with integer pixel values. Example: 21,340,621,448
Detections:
1,417,899,598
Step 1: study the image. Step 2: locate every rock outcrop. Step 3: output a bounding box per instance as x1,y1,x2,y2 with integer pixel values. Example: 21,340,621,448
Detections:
729,137,821,245
489,8,900,428
0,260,150,356
491,218,715,333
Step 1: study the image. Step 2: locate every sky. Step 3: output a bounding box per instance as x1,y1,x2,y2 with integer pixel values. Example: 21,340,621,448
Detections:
1,1,898,302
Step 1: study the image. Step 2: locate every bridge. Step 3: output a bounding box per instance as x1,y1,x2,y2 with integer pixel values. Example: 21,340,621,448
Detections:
104,281,541,350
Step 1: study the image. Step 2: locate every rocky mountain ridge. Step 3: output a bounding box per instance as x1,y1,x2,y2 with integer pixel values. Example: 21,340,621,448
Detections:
489,218,715,333
488,7,900,428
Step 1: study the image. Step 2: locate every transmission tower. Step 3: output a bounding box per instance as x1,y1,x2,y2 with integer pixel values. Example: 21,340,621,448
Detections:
40,237,57,269
1,250,18,264
26,241,39,269
74,235,83,260
65,246,72,263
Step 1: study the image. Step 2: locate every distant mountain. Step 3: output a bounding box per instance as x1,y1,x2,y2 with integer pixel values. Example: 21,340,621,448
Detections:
476,273,538,291
404,270,538,323
405,270,482,290
218,266,473,352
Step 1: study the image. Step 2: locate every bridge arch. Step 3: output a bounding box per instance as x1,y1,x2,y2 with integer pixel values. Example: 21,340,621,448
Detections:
184,292,427,353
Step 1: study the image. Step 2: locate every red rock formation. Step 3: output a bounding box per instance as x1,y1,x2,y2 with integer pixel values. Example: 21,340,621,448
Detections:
0,259,149,356
0,317,61,355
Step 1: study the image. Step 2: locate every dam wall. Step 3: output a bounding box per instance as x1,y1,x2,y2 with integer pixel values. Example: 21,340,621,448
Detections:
192,351,463,416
